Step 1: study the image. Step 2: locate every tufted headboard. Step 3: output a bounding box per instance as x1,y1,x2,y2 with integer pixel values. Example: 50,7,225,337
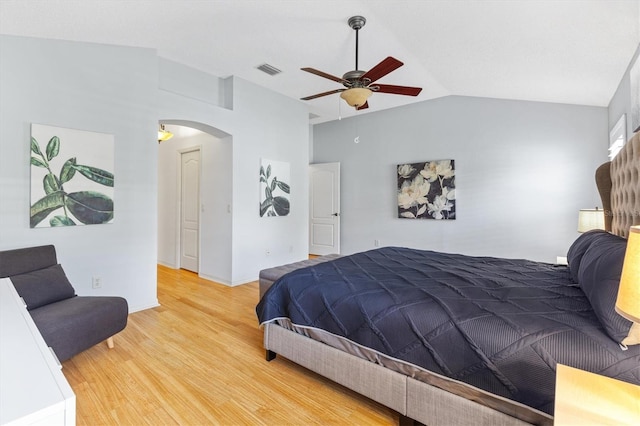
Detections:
596,131,640,239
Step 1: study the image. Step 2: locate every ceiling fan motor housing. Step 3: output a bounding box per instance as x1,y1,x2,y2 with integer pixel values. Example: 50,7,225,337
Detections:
342,70,369,88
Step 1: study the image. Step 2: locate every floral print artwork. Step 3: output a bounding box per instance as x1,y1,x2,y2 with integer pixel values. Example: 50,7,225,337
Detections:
397,160,455,220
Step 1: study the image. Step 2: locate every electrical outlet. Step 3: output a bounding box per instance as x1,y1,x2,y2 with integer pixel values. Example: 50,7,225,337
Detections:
374,239,380,247
92,277,102,289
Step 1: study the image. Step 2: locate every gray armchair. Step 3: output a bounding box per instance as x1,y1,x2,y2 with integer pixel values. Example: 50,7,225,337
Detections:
0,245,128,362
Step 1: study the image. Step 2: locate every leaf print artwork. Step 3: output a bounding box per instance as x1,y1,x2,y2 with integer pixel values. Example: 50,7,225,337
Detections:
259,159,290,217
397,159,455,220
30,124,115,227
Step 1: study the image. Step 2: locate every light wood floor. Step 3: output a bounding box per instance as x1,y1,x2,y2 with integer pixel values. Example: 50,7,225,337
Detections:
61,265,398,425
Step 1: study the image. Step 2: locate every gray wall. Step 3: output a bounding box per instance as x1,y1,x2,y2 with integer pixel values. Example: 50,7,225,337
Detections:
0,35,159,311
157,64,311,285
0,35,311,313
608,44,640,138
313,96,609,263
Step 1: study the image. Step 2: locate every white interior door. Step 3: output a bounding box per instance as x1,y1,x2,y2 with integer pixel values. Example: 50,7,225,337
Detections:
180,149,200,272
309,162,340,255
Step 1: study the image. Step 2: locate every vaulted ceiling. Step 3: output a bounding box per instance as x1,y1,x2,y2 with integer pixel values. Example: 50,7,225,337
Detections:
1,0,638,124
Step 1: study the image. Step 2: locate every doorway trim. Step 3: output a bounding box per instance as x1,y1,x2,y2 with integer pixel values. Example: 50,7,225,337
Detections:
175,145,202,270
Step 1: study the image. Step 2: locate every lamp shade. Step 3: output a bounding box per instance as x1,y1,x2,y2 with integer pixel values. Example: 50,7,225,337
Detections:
577,208,605,233
340,88,372,108
616,226,640,323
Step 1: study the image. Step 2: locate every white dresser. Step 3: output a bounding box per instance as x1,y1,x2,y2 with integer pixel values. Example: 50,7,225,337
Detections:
0,278,75,426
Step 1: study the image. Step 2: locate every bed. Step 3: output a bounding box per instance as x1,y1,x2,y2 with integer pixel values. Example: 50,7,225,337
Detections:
256,132,640,426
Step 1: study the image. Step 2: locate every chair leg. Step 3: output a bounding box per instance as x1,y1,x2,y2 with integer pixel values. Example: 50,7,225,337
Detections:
106,336,114,349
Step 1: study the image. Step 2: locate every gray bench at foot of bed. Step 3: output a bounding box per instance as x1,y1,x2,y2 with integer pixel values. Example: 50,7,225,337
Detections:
258,254,341,299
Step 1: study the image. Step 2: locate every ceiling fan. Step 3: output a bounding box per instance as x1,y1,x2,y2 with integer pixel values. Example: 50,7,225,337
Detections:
300,15,422,110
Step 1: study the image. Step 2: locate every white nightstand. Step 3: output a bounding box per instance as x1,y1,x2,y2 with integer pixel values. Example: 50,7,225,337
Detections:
0,278,75,425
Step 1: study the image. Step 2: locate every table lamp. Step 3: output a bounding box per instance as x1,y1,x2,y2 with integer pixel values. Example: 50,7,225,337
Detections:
616,225,640,346
577,208,605,232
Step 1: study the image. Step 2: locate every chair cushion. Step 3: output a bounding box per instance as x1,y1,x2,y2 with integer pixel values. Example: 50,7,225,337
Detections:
30,296,128,362
10,264,76,310
0,245,57,278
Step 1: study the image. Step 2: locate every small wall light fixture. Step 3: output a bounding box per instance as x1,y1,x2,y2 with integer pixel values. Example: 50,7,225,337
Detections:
158,124,174,143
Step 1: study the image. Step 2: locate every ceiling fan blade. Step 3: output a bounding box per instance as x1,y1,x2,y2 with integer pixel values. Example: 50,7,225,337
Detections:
301,67,348,84
356,101,369,110
360,57,403,84
300,88,345,101
373,84,422,96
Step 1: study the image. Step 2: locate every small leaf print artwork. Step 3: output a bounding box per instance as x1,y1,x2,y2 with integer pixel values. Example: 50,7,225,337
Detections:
30,124,115,227
259,159,290,217
397,159,455,220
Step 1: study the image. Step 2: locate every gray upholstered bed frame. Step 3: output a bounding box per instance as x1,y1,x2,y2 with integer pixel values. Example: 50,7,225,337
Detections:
261,132,640,425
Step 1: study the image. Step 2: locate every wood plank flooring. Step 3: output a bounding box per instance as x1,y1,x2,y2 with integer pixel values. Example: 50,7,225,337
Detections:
61,265,398,425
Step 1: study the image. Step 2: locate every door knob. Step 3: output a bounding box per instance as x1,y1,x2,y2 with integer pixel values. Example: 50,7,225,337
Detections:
332,213,340,216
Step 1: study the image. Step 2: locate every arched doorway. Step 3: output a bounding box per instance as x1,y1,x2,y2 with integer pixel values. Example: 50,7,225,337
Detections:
157,121,233,284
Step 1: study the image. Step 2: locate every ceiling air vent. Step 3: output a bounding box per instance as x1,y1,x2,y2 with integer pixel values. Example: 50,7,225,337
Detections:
257,63,282,76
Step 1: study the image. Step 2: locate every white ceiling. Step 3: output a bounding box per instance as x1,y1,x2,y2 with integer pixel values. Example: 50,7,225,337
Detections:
1,0,638,124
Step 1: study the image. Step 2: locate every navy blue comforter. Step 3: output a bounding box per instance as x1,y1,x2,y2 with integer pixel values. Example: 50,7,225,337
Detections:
256,247,640,415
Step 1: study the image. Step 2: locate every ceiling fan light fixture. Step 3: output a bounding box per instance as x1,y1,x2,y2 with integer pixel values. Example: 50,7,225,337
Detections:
158,124,174,143
340,88,372,108
300,15,422,110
